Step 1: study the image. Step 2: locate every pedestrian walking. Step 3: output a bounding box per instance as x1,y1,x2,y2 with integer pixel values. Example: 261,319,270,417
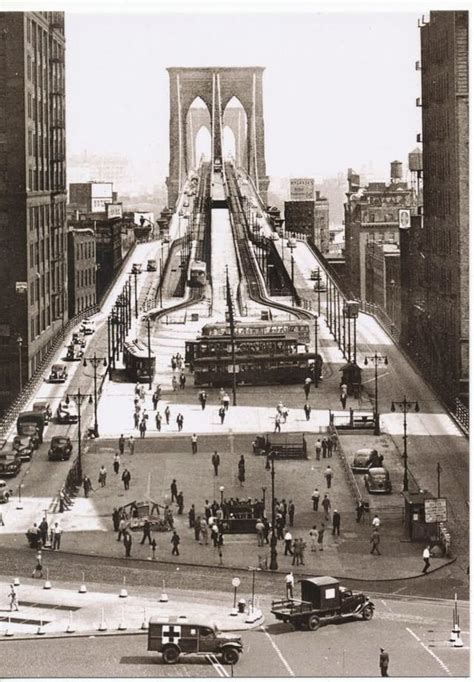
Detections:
274,413,281,433
177,492,184,515
83,475,92,498
218,388,225,404
317,524,325,551
422,545,431,574
121,468,131,491
322,494,331,520
315,439,322,461
303,376,311,399
172,375,178,392
98,465,107,488
133,411,140,429
256,519,265,547
31,550,43,578
211,451,220,476
135,382,140,397
292,538,301,566
112,508,120,532
152,392,158,410
140,519,153,545
139,418,147,438
118,434,125,455
238,455,245,486
123,531,132,557
191,433,198,454
155,412,162,432
356,498,365,522
321,438,328,458
171,531,180,555
285,571,295,599
171,355,177,372
117,516,128,542
325,465,333,489
8,584,19,611
223,392,230,410
379,648,389,677
340,382,348,409
113,453,120,475
188,504,196,529
327,437,333,458
179,372,186,390
194,515,201,541
309,525,318,552
288,500,295,527
128,436,135,455
372,514,381,529
370,529,381,555
39,517,48,546
303,402,311,421
170,479,178,504
164,406,170,425
311,487,320,511
332,509,341,536
284,530,293,555
281,405,289,423
52,522,62,550
198,390,207,410
176,413,184,432
218,406,226,424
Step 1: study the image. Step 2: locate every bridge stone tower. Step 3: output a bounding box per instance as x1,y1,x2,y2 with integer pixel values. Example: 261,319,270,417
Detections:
166,66,269,209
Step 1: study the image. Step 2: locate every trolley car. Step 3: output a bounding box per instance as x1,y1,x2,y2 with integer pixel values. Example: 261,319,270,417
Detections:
123,339,156,383
185,333,301,366
200,320,311,344
189,260,207,287
192,351,317,387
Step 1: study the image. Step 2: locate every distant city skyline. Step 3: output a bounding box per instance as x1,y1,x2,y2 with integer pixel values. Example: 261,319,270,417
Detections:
66,11,424,192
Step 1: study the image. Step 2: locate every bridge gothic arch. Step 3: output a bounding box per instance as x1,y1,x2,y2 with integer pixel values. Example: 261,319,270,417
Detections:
166,66,269,208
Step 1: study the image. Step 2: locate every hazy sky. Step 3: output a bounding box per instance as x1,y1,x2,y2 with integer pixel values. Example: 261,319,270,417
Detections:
65,10,425,182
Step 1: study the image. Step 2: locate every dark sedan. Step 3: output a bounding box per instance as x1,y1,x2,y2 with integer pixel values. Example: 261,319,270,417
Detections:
364,467,392,494
13,435,35,461
0,452,22,478
48,436,73,461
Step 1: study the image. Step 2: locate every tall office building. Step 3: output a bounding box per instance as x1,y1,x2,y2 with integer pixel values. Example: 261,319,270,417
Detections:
419,11,469,403
0,12,67,411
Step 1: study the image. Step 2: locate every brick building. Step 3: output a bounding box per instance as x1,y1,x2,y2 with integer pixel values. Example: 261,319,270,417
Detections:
344,165,414,300
410,10,469,403
67,227,96,318
284,191,329,252
0,12,67,412
366,240,401,331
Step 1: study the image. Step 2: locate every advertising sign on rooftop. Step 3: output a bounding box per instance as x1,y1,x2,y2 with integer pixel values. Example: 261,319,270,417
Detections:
290,178,315,201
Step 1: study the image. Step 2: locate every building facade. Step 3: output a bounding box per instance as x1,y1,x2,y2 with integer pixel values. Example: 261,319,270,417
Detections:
67,228,96,318
366,240,401,331
284,193,329,252
417,10,469,403
0,11,67,411
344,165,414,300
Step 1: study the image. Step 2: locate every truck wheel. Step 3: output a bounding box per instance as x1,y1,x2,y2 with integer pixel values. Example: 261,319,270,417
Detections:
362,605,374,621
162,645,180,664
221,648,239,665
307,615,320,631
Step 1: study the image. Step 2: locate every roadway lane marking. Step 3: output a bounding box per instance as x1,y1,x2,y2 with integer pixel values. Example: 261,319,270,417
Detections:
406,627,452,676
206,654,229,677
261,625,295,677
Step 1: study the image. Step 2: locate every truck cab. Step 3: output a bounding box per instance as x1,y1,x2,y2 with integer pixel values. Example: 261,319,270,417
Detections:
17,411,44,445
148,616,242,665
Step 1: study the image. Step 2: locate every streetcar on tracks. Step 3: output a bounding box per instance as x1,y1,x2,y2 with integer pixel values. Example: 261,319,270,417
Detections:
123,339,156,383
199,320,311,344
188,260,207,287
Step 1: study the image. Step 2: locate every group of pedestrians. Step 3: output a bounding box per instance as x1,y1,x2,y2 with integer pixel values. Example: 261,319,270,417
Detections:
314,435,335,460
27,518,63,552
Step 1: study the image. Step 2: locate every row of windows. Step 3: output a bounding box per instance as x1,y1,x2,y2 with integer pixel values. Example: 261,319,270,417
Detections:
424,188,452,217
76,241,95,260
77,293,96,313
76,267,95,289
30,304,51,340
28,202,66,231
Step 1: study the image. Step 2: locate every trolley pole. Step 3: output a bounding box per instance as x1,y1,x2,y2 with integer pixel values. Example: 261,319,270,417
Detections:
146,317,152,390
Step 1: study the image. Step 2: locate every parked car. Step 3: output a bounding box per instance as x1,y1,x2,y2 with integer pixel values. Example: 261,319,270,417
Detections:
0,452,22,478
32,401,52,424
13,435,35,461
183,200,189,208
351,448,383,473
56,400,79,424
147,617,243,665
48,436,73,461
147,259,157,272
80,319,96,335
271,576,374,631
287,237,297,248
364,467,392,494
48,363,68,383
313,281,327,292
0,479,13,503
66,344,83,361
132,263,142,274
310,270,320,280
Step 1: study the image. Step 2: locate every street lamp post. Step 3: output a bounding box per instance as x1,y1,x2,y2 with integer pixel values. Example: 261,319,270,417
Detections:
269,454,278,571
219,486,225,506
391,396,420,492
66,389,93,482
17,335,23,392
364,352,388,436
83,354,107,438
313,315,319,387
129,272,138,318
146,316,152,390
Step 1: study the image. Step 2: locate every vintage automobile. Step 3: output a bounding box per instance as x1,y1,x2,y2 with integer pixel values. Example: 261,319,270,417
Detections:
80,319,96,335
0,452,22,478
48,436,73,461
252,432,308,460
310,270,319,280
17,411,44,445
56,400,79,424
313,280,327,292
183,200,189,208
12,435,35,461
132,263,143,274
147,259,157,272
287,237,297,248
148,617,243,665
271,576,374,631
32,400,52,424
48,363,68,383
351,448,383,474
364,467,392,494
71,332,86,348
0,479,13,503
270,232,280,241
66,344,84,361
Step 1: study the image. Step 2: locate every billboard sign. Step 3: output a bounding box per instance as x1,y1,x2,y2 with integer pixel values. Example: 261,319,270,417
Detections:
290,178,315,201
398,208,411,230
15,282,27,295
424,498,447,523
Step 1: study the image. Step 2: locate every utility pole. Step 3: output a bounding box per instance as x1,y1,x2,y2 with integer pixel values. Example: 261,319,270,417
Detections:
313,316,319,387
66,389,93,482
391,396,420,492
226,265,237,407
437,462,442,498
269,454,278,571
83,354,107,438
364,351,388,436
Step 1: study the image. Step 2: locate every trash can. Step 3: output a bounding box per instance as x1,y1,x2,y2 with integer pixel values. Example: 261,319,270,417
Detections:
238,599,246,614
